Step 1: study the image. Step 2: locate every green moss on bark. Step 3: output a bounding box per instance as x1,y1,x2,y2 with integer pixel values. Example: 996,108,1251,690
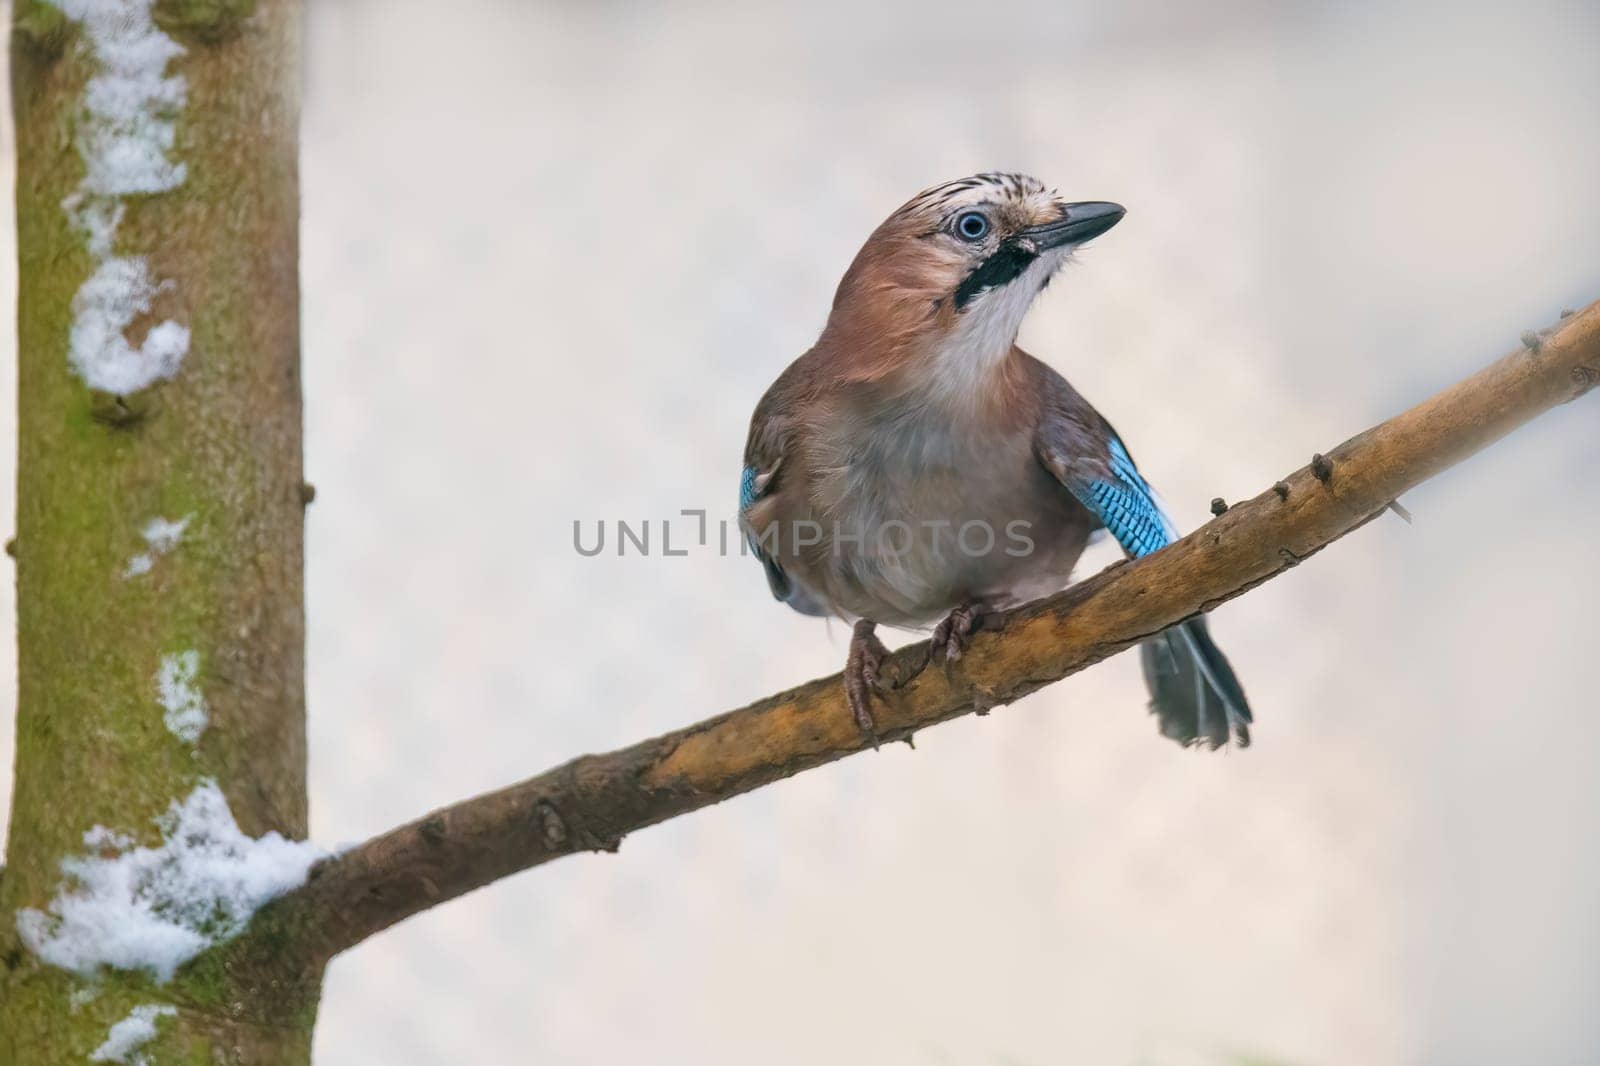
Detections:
156,0,260,45
0,2,314,1062
11,0,72,62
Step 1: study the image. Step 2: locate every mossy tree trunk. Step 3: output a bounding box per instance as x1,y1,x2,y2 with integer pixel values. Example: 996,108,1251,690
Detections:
0,2,317,1062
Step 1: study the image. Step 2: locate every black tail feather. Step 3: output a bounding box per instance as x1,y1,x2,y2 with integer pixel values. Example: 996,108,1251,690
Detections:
1139,616,1252,749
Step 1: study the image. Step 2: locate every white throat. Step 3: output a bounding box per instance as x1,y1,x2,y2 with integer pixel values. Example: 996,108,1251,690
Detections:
917,250,1067,411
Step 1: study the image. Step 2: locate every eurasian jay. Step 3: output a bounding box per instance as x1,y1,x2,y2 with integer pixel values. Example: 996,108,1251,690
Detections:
740,172,1251,748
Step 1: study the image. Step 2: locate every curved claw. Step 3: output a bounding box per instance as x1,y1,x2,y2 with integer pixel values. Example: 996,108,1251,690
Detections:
845,619,891,746
930,604,981,664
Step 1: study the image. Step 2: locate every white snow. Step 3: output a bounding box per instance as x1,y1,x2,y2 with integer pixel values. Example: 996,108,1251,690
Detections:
50,0,191,394
14,781,326,983
68,258,191,396
65,193,124,260
124,513,192,578
140,515,190,553
90,1004,176,1064
53,0,187,197
155,650,207,743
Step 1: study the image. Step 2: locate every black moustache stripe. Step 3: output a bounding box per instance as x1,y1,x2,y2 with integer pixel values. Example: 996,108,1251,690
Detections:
953,241,1039,312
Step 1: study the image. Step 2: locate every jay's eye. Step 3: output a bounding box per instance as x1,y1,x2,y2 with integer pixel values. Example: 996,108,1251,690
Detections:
955,212,989,241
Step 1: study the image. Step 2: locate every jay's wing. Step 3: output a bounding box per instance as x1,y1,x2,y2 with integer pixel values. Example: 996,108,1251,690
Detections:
1025,351,1175,556
740,362,828,617
1028,354,1252,748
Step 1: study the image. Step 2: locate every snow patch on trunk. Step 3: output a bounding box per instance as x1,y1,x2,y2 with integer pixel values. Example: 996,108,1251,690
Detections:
124,512,192,579
14,781,326,983
90,1004,176,1064
155,649,208,743
50,0,191,394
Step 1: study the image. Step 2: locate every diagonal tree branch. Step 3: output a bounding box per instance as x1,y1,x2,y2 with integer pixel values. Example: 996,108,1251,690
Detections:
239,298,1599,973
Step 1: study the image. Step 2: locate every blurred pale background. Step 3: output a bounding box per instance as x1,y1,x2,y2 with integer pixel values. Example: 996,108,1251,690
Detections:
4,0,1600,1062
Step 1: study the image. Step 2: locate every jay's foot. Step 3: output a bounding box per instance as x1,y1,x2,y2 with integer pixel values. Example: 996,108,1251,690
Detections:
930,604,981,664
845,619,892,744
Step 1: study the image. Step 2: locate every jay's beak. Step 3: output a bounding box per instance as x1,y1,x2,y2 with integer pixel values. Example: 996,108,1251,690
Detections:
1019,201,1125,251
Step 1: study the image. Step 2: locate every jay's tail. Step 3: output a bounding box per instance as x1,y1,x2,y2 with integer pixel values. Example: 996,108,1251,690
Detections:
1140,616,1252,749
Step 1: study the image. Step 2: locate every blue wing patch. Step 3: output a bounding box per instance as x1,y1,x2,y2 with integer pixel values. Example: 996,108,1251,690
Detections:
739,464,827,616
1079,438,1175,559
740,464,790,597
739,465,759,515
738,464,767,564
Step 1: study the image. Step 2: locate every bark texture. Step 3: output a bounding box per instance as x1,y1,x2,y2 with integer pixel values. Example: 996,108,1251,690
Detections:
0,2,312,1062
237,299,1599,972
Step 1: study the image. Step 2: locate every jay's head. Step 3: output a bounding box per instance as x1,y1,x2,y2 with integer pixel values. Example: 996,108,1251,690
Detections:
825,173,1123,373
